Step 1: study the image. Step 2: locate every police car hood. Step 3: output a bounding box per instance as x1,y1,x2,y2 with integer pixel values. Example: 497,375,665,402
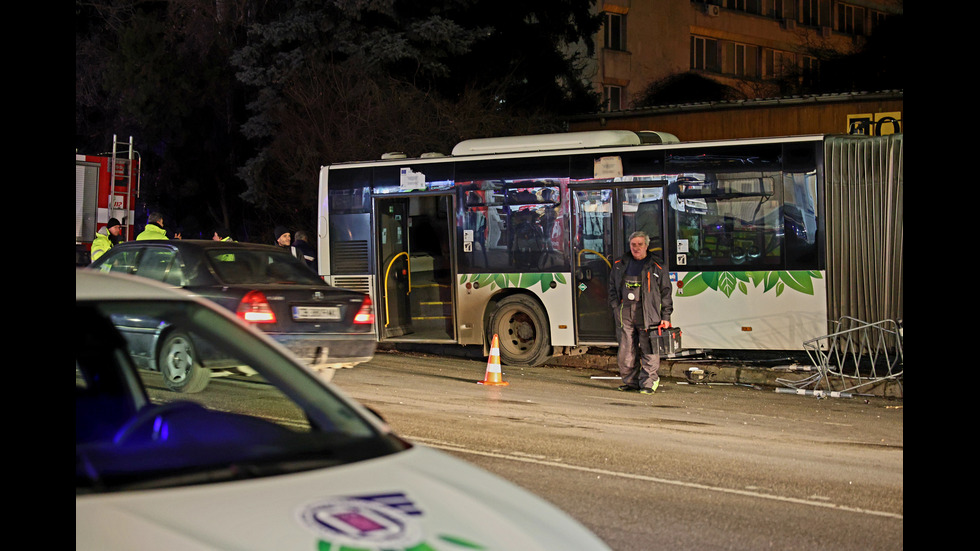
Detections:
76,445,610,550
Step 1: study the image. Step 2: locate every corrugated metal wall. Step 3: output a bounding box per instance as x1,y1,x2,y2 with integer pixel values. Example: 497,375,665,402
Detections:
824,134,903,328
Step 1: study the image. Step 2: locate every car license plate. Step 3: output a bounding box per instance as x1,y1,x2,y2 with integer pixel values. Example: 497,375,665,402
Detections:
292,306,341,321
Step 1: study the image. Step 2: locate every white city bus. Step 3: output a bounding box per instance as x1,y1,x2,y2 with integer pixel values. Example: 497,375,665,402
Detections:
316,131,903,366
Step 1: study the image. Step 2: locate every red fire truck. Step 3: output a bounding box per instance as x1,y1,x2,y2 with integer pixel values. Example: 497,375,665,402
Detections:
75,135,139,265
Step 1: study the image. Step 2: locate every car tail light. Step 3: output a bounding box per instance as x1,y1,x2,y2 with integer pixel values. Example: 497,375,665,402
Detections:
353,296,374,325
237,290,277,324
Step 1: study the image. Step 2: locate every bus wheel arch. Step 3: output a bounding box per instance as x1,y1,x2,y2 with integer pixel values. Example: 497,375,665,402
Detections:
486,292,553,368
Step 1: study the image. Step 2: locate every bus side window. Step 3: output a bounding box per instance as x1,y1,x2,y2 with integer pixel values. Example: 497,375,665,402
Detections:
506,186,566,272
460,182,507,270
671,173,783,269
783,171,820,269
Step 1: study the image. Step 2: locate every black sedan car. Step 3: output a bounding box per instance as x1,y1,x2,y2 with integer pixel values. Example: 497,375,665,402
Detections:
88,240,375,392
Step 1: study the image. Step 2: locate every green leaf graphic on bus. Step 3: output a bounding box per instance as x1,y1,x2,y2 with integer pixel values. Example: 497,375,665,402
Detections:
678,270,821,298
461,273,566,292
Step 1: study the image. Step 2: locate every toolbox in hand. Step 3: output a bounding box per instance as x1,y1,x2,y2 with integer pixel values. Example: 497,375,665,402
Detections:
650,327,682,356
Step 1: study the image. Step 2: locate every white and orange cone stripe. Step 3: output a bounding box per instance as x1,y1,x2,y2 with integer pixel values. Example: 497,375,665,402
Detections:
478,334,509,386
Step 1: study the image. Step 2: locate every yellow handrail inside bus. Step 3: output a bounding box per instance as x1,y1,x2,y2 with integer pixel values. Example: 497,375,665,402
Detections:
383,252,411,327
577,249,611,269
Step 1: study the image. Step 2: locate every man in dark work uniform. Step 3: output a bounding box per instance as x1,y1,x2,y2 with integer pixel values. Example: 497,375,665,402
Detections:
608,231,673,394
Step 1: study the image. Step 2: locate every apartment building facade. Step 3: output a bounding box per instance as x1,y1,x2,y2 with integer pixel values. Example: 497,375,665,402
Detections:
592,0,903,112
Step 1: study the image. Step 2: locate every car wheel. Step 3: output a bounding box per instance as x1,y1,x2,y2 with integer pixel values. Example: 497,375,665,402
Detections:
157,331,209,393
489,295,552,367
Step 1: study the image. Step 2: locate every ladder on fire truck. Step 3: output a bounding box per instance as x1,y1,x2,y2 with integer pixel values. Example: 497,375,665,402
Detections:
110,135,139,237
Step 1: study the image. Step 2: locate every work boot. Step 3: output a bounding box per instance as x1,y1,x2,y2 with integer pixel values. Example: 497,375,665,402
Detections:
639,379,661,394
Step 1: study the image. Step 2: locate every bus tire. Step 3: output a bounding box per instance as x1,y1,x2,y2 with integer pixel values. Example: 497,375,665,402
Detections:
489,295,552,367
157,331,210,393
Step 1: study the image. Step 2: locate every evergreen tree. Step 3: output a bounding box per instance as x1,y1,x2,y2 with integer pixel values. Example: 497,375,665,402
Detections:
76,0,258,238
232,0,601,229
77,1,601,236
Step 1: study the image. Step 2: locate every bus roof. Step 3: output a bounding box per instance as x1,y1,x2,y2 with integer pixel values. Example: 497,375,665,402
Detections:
450,130,682,156
325,132,838,170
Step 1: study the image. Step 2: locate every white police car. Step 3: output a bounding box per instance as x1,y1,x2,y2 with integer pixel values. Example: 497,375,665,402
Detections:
75,270,610,550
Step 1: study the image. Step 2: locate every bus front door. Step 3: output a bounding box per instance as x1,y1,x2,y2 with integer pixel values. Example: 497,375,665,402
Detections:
375,195,455,341
572,187,667,344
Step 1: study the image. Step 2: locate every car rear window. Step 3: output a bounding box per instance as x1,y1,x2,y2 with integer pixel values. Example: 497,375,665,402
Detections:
208,250,323,285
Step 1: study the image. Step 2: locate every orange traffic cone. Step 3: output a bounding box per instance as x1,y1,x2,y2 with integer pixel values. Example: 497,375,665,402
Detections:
478,334,509,386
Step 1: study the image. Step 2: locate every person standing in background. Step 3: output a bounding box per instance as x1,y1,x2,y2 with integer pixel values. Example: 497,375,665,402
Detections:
291,230,316,271
91,218,123,262
274,226,291,248
136,212,168,240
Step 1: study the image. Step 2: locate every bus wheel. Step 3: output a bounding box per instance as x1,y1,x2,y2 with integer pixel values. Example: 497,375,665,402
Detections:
157,331,210,393
490,295,552,367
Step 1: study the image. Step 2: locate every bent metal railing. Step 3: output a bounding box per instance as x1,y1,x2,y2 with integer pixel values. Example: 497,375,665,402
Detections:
778,317,903,394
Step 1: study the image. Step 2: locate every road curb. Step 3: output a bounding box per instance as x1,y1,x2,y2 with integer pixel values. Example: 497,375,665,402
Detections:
545,353,904,399
376,343,903,399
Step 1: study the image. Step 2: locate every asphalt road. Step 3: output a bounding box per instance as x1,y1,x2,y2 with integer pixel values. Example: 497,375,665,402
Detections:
330,350,904,551
142,349,903,550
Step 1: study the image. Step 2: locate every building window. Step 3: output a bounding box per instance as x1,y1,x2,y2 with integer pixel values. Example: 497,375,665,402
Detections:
603,85,623,112
691,36,720,72
869,11,888,34
694,36,762,78
800,0,823,26
604,12,626,51
723,0,763,15
837,3,866,35
801,55,819,86
766,0,785,19
764,49,794,79
724,42,760,78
